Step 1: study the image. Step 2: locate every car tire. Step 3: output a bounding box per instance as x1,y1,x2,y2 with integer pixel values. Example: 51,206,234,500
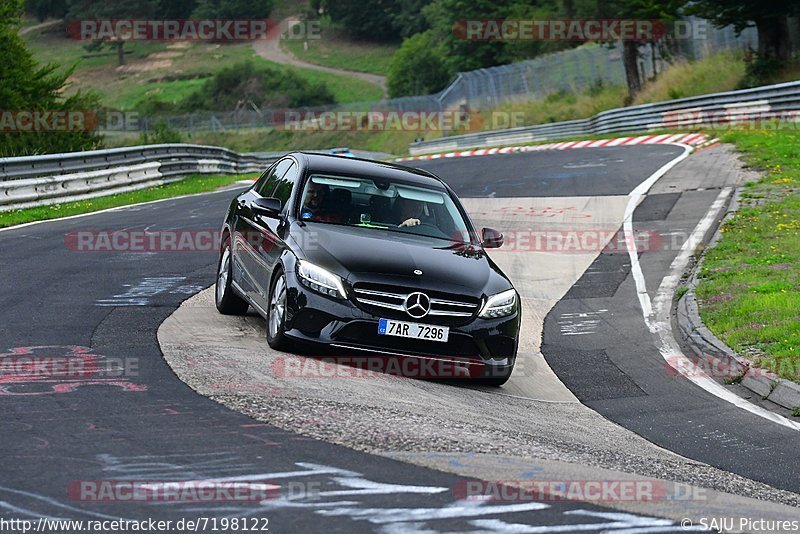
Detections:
215,238,249,315
266,269,294,351
475,365,513,387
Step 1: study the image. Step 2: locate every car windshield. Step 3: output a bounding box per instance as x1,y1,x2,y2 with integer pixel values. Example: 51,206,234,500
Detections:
298,174,472,243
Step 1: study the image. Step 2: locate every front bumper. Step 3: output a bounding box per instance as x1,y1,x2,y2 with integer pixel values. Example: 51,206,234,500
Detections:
282,268,521,373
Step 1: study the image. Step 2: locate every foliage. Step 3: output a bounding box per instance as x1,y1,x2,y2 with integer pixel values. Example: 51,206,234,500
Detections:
192,0,272,19
2,0,102,157
697,128,800,382
387,31,451,97
139,119,182,144
137,61,337,114
25,0,68,20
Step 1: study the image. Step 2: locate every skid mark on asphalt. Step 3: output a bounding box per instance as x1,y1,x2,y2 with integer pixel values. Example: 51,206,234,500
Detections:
0,453,697,532
96,277,205,307
557,310,609,336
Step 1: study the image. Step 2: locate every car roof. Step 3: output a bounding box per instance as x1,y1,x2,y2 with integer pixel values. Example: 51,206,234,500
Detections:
292,152,447,189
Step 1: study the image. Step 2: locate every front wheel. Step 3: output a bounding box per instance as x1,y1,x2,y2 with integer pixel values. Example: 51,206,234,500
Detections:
266,270,294,351
216,239,249,315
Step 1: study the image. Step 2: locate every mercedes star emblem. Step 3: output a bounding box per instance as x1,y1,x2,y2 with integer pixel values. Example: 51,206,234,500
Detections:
404,292,431,319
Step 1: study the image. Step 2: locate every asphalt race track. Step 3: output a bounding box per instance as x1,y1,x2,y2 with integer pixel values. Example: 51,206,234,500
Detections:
1,144,798,532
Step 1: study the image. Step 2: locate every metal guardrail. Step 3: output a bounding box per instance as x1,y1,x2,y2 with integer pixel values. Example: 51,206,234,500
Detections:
0,144,282,212
409,80,800,155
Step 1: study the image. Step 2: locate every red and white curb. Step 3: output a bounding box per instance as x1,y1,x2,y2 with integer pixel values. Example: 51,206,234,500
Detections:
396,133,718,162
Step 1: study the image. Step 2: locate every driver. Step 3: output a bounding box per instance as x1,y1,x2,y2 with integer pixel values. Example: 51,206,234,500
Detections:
301,182,339,222
397,198,425,228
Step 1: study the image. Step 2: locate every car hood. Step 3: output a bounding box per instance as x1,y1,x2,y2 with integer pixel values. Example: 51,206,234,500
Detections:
291,222,510,295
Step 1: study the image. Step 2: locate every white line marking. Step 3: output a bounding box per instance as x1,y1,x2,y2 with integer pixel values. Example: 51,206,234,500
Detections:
623,144,694,318
0,185,247,234
643,134,671,144
623,146,800,431
605,137,631,147
0,501,68,521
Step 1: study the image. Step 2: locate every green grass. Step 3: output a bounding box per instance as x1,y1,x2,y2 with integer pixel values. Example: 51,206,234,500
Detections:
0,173,255,229
281,18,397,76
485,51,799,132
695,129,800,382
106,127,417,156
259,59,383,103
22,25,383,111
633,52,747,103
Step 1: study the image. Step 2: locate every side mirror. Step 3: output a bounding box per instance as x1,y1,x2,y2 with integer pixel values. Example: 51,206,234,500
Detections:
253,197,281,217
482,227,504,249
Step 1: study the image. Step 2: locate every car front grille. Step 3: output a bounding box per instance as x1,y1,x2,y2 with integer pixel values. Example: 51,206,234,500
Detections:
351,282,481,324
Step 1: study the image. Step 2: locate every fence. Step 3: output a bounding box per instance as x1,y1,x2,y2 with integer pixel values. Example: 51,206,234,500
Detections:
407,79,800,154
0,144,281,212
130,17,761,134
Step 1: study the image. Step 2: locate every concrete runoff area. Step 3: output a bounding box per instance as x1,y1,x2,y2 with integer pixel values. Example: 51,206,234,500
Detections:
159,145,800,525
0,142,795,531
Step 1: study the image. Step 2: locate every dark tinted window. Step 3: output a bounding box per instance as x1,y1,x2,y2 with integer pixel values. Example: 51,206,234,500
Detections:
255,159,293,197
272,162,299,212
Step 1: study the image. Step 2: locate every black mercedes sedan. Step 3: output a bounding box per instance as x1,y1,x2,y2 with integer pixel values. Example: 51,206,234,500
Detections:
215,152,520,385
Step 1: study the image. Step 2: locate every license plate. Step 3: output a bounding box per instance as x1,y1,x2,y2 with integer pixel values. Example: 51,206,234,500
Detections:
378,319,449,343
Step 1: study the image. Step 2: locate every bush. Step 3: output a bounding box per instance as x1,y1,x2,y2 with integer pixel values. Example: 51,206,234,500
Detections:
738,55,784,89
387,32,451,97
139,120,182,144
192,0,272,19
171,62,336,113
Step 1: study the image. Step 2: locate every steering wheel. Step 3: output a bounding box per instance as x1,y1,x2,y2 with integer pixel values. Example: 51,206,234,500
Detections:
398,222,449,239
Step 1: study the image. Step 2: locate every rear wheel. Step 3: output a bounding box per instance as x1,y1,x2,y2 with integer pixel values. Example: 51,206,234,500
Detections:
267,270,294,351
215,238,249,315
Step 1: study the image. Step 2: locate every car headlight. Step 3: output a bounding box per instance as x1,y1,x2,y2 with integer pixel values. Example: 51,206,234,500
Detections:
297,260,347,299
479,289,517,319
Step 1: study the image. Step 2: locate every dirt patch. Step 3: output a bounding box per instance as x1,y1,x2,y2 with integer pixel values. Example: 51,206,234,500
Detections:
148,51,184,60
116,60,174,73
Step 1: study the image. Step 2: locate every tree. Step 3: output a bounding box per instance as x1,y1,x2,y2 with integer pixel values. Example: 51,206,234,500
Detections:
387,31,451,97
390,0,433,38
574,0,685,99
1,0,102,156
66,0,158,66
155,0,196,18
192,0,273,19
25,0,68,21
326,0,403,41
687,0,799,63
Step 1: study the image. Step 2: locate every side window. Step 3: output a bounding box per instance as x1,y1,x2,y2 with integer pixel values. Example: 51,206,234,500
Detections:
255,159,292,197
272,163,299,212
